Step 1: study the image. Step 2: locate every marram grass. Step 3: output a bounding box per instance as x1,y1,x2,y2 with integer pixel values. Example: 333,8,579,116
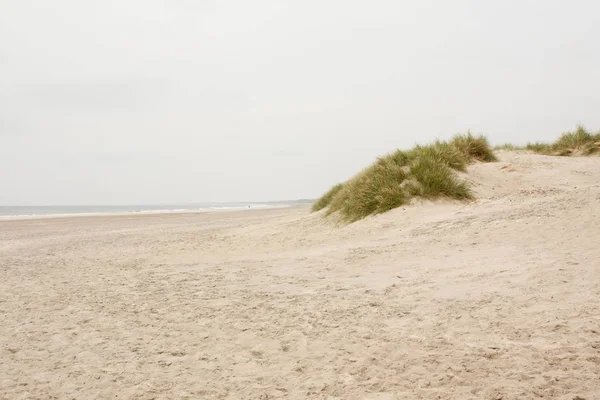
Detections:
311,183,344,212
313,133,496,222
525,125,600,156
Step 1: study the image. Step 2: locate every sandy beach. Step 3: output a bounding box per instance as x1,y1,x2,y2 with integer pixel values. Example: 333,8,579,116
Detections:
1,151,599,399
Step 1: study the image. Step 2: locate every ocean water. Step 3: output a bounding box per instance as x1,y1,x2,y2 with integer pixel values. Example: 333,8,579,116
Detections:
0,201,309,219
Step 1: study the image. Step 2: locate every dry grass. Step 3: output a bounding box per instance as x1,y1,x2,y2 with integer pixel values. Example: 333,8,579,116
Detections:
408,157,473,200
325,159,408,222
411,141,469,172
312,183,344,212
494,143,524,151
451,133,498,162
526,125,600,156
315,133,496,222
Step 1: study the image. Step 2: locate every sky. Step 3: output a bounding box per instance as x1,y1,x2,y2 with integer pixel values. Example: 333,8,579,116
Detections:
1,0,599,205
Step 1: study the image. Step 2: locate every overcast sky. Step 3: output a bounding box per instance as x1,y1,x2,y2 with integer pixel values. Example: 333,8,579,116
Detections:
1,1,599,205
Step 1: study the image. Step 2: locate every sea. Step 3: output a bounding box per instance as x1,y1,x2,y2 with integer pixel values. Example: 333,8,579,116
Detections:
0,200,313,219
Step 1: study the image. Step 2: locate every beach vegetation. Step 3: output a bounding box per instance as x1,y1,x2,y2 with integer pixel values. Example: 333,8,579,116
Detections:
525,125,600,156
493,143,524,151
312,183,345,212
314,132,496,222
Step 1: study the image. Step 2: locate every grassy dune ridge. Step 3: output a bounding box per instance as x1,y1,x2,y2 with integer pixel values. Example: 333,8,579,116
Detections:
314,133,497,222
311,184,344,212
525,125,600,156
493,125,600,156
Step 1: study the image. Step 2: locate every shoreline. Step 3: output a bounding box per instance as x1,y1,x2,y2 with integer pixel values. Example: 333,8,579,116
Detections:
0,203,300,222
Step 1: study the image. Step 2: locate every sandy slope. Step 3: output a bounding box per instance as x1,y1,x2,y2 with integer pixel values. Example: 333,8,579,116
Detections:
1,152,599,400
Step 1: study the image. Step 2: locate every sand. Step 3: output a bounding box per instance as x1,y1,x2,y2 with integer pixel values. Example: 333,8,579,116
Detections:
1,151,600,399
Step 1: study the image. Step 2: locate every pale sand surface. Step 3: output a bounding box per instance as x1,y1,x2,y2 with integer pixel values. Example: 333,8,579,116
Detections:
1,152,600,399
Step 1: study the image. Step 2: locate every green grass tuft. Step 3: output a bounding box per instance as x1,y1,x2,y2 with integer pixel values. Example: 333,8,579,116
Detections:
409,157,474,200
493,143,523,151
316,132,496,222
326,161,408,222
555,125,594,149
525,142,553,153
411,141,469,172
386,149,414,167
450,132,498,162
526,125,600,156
312,183,345,212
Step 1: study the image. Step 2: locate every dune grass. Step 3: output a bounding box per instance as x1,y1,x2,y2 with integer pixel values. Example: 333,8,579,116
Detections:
325,159,408,221
525,125,600,156
311,183,345,212
407,157,474,200
525,142,553,153
451,133,498,162
493,143,524,151
411,141,469,172
314,133,496,222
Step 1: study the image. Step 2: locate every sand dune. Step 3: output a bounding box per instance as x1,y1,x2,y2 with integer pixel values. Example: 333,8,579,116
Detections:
1,152,599,399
